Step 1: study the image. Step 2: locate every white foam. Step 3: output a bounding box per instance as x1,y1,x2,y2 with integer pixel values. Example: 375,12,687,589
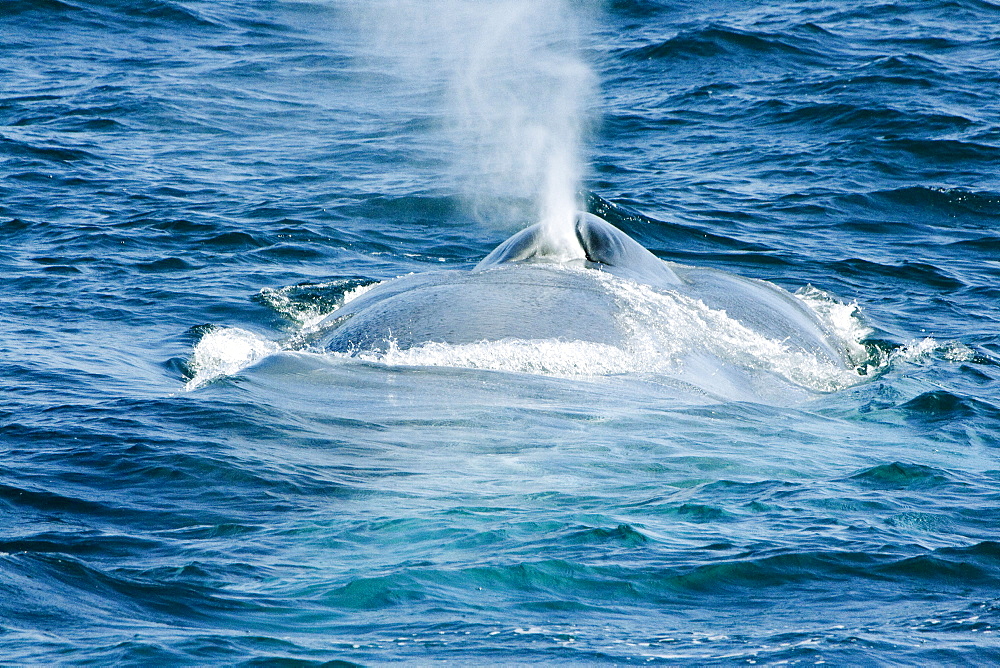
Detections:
795,284,872,364
184,327,280,390
351,338,635,377
893,337,939,363
890,337,976,365
939,341,977,362
605,276,868,393
341,281,380,306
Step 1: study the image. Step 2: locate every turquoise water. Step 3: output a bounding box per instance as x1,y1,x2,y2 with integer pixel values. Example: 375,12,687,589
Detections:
3,0,1000,663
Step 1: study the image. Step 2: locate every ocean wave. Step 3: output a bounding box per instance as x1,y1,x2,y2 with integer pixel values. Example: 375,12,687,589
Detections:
897,389,1000,423
622,26,825,63
846,461,956,489
829,257,965,290
754,100,976,135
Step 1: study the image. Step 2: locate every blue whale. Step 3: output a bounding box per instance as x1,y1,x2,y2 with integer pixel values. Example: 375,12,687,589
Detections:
317,213,867,402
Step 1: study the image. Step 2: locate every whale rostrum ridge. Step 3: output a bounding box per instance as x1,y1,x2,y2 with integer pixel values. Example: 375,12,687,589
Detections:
475,212,682,287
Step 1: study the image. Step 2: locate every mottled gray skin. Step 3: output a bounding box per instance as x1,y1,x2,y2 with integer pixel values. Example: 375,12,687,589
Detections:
319,212,852,371
319,265,625,353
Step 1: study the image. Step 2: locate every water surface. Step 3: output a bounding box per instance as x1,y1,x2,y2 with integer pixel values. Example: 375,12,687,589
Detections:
3,0,1000,663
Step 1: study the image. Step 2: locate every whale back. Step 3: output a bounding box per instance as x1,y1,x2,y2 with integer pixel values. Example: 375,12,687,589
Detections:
316,211,867,403
320,266,625,353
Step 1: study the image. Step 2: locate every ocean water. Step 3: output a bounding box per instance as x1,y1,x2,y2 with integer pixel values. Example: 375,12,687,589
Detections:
3,0,1000,664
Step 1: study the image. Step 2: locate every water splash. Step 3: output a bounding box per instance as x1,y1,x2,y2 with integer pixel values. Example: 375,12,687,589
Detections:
795,285,874,366
351,0,596,254
355,338,633,377
257,279,378,330
602,274,871,395
185,327,280,390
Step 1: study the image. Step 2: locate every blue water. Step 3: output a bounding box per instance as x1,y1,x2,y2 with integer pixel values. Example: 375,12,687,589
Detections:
4,0,1000,663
